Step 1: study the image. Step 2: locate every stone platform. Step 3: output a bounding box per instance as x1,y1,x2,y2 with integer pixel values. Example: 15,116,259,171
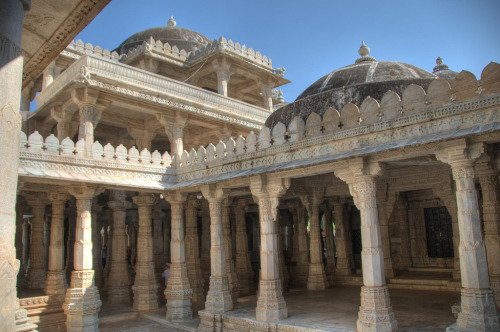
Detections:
99,286,460,331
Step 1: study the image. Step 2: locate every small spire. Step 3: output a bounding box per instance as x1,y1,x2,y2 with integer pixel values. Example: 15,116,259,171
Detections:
167,15,176,28
433,56,449,73
355,40,376,64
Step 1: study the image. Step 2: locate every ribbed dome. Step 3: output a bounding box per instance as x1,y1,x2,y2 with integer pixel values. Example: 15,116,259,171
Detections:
265,43,438,128
296,60,436,101
115,16,211,55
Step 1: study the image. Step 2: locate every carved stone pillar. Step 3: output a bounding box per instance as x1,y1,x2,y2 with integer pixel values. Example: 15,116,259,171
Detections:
132,193,160,311
212,59,233,96
349,177,397,332
322,203,336,276
301,188,329,291
127,127,156,151
42,60,57,90
63,185,103,331
164,192,193,321
0,0,32,329
250,176,289,322
377,201,395,279
200,201,211,293
107,190,132,304
91,200,103,289
200,185,232,314
333,198,352,276
45,193,69,297
276,210,290,293
436,143,500,331
50,105,76,141
261,82,274,112
478,170,500,306
234,199,254,296
157,112,187,156
163,210,171,264
185,196,205,312
393,196,412,270
222,198,239,303
77,104,103,158
291,205,309,286
25,196,49,289
152,205,165,292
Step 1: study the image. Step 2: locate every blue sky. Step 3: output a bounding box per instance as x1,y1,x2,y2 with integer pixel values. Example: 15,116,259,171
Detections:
76,0,500,102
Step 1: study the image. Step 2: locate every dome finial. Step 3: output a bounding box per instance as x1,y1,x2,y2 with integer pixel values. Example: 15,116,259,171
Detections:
167,15,176,28
355,40,376,64
433,56,449,73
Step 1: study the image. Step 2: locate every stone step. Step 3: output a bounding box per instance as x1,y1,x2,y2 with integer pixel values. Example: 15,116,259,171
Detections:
99,311,139,324
408,267,454,273
387,283,458,292
389,278,449,286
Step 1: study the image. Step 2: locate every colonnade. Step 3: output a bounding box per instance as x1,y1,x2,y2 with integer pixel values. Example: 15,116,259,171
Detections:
13,148,500,331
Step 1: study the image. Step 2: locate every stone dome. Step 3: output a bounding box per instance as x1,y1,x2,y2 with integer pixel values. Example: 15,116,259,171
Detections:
265,42,437,128
432,57,459,79
115,16,212,55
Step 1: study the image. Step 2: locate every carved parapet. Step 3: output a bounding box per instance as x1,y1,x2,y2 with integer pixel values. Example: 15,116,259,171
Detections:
66,39,120,61
188,36,273,69
20,131,172,167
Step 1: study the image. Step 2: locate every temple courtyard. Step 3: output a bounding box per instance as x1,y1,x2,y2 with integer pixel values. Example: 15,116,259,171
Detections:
97,286,460,332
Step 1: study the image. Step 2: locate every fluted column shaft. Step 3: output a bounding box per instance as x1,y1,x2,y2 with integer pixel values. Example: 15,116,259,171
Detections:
107,191,131,304
165,193,193,321
222,200,239,303
349,177,397,332
91,201,103,289
294,207,309,286
27,202,47,289
234,200,254,296
45,194,68,296
63,186,102,332
185,197,205,312
132,194,159,311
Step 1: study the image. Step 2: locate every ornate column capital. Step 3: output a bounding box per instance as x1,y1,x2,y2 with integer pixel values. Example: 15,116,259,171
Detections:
69,184,104,200
250,175,290,221
435,139,485,167
185,195,201,210
164,191,188,205
201,183,231,204
133,193,158,207
22,192,50,208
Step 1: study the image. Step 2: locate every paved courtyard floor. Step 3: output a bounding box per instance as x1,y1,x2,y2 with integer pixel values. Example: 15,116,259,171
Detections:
99,286,460,331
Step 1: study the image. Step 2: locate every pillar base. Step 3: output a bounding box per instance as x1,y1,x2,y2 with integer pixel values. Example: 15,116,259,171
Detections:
132,284,159,311
447,289,500,331
226,265,239,304
166,263,193,321
197,311,223,332
489,276,500,308
26,268,46,289
63,270,102,332
186,261,205,312
107,285,131,304
15,304,37,332
356,286,397,332
205,276,233,313
256,279,288,322
44,270,67,296
307,263,329,290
